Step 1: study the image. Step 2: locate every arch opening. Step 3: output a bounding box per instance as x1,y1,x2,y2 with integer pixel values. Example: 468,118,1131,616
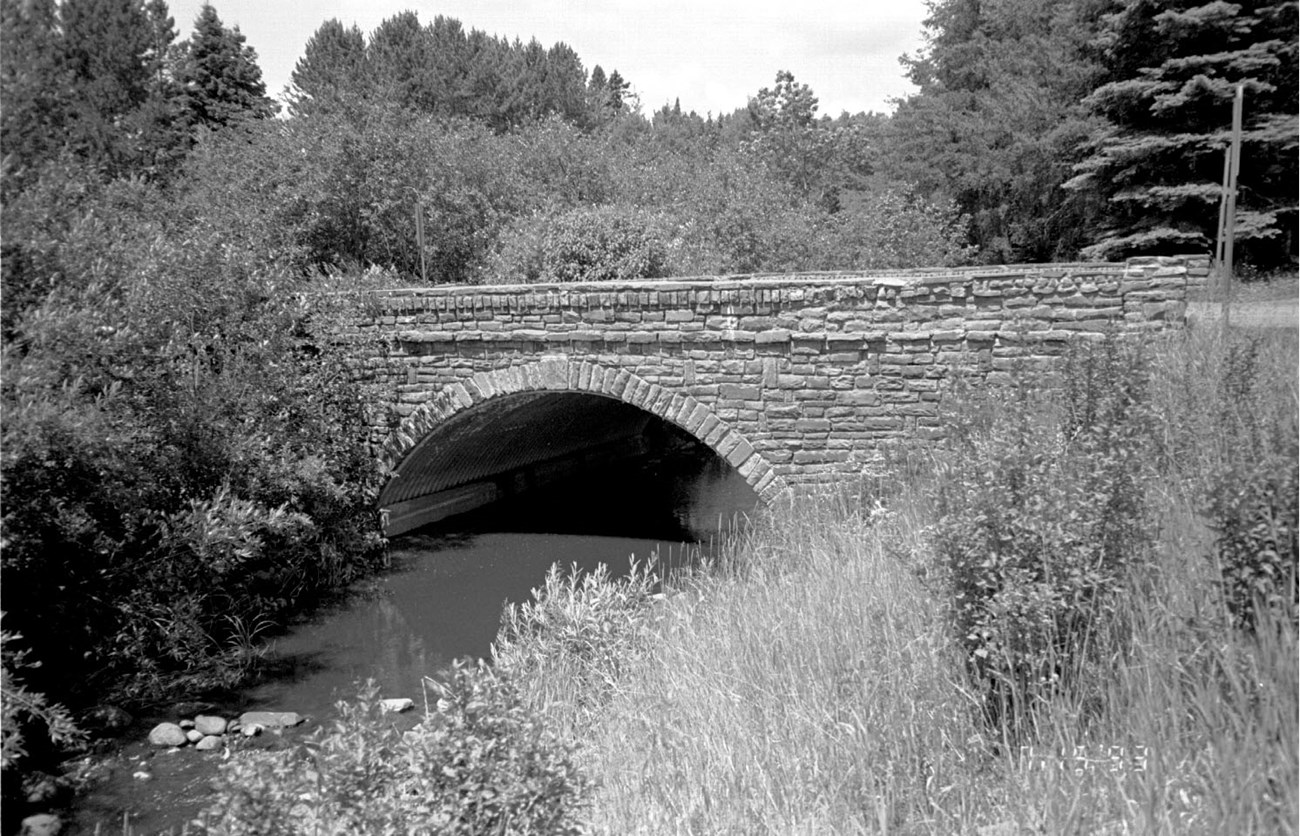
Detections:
378,361,781,537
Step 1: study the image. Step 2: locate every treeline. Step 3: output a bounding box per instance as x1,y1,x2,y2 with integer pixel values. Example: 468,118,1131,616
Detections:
886,0,1297,266
0,0,1295,804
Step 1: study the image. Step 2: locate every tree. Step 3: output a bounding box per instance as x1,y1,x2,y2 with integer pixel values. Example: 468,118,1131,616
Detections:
1067,0,1298,266
884,0,1110,262
742,70,873,212
59,0,156,166
0,0,70,183
289,18,369,116
176,3,277,131
367,10,433,112
749,69,818,130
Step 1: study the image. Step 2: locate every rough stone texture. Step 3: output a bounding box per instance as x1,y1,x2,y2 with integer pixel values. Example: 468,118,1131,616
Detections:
238,711,302,729
20,813,62,836
147,722,187,748
194,714,228,736
340,259,1191,511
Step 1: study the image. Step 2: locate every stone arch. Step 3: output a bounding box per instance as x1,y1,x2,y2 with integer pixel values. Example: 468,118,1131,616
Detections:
380,357,787,509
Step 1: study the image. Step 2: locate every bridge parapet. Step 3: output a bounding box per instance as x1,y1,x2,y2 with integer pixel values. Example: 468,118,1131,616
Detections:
340,257,1190,529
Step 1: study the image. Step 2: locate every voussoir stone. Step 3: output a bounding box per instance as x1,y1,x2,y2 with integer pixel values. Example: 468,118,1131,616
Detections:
194,714,228,736
238,711,303,729
147,722,188,748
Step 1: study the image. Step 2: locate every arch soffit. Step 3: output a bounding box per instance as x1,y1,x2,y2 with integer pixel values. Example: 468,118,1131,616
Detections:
381,358,786,500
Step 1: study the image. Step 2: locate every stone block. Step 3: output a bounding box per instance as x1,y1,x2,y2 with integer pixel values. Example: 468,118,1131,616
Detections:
720,383,761,400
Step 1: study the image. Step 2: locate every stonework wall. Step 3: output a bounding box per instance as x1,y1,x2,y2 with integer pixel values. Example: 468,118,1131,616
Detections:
340,257,1190,499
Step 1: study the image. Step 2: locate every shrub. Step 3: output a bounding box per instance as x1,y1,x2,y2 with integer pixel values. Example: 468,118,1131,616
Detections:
0,169,387,705
0,626,85,772
815,186,975,270
538,205,669,283
203,674,592,835
1207,337,1300,630
493,560,661,726
929,337,1156,729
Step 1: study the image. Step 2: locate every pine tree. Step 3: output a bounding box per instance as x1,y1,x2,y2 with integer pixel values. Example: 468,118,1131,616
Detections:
60,0,155,160
1068,0,1298,265
290,18,369,116
0,0,70,181
367,11,433,111
176,3,277,131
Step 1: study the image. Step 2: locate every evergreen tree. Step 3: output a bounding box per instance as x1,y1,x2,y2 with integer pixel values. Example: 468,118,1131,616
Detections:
60,0,155,160
290,18,369,116
367,10,433,111
0,0,70,182
142,0,177,92
542,42,589,125
606,70,629,111
176,3,277,131
1068,0,1298,265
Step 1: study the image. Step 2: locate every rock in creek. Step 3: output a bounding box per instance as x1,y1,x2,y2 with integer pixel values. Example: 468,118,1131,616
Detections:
147,722,188,748
379,698,414,713
185,729,204,743
238,711,303,729
195,735,223,751
194,714,228,735
20,813,62,836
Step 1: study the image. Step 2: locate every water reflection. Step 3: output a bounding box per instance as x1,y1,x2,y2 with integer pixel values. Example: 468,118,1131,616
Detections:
244,532,695,719
65,431,758,833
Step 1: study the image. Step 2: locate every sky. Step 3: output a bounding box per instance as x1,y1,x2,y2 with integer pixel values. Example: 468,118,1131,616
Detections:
166,0,931,118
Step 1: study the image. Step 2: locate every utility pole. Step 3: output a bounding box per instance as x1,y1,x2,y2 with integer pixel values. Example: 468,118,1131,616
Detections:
1217,84,1244,328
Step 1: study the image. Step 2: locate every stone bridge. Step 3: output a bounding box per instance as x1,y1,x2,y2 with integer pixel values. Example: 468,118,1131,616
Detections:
340,258,1197,535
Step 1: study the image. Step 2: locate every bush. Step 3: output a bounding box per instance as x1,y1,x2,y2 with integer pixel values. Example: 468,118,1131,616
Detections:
929,337,1156,729
1207,338,1300,630
0,168,387,705
538,205,669,283
203,674,592,835
493,560,661,726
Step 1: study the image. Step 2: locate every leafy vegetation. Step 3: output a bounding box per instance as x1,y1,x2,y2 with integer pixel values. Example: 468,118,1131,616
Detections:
929,338,1158,731
459,327,1292,834
1,0,1295,827
204,674,591,835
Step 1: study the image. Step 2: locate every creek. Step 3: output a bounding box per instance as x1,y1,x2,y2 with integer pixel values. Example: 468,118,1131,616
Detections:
62,437,756,834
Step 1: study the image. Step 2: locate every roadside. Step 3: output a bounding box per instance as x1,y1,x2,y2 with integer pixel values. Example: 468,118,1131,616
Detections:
1187,272,1299,329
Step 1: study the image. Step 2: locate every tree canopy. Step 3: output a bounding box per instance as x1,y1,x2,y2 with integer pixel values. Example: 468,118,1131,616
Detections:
1067,0,1298,265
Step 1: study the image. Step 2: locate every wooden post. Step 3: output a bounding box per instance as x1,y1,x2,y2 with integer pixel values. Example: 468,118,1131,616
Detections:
1215,144,1231,300
415,200,428,285
1222,83,1244,328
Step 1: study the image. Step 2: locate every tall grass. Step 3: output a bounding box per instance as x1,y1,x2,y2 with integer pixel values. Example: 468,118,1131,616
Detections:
197,324,1296,833
499,324,1297,835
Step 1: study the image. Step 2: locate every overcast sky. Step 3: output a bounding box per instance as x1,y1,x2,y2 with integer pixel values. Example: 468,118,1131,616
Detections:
167,0,931,118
